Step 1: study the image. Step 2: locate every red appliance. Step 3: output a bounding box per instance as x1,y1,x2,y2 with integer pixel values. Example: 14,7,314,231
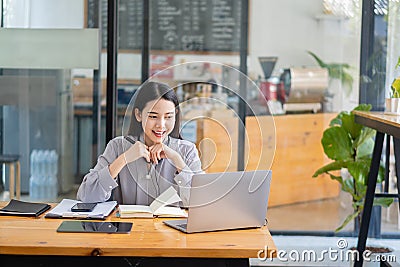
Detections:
260,79,277,101
258,57,286,103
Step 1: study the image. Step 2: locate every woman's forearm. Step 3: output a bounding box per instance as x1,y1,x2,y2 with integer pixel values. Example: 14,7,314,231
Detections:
171,154,187,173
108,153,127,178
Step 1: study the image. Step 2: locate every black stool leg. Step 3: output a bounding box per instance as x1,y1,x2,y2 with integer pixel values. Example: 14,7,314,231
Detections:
355,132,384,267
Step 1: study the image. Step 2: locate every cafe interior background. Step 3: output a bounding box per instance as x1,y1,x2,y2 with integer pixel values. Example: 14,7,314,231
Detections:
0,0,399,239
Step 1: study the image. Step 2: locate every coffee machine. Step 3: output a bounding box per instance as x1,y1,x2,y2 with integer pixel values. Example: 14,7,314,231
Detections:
279,67,329,113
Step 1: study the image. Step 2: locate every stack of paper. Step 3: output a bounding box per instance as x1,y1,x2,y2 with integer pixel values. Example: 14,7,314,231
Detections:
119,187,187,218
45,199,117,220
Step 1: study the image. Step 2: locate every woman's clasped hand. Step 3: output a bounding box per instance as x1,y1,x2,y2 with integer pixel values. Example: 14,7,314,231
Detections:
124,141,181,165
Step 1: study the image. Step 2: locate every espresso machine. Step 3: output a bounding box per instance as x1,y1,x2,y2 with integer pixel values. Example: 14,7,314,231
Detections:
279,67,329,113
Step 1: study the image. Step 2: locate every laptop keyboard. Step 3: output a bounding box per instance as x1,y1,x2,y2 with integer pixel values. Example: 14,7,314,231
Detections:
176,223,187,230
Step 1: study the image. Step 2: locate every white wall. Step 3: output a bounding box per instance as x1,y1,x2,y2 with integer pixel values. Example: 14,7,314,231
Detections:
249,0,323,77
3,0,84,28
249,0,360,111
29,0,84,29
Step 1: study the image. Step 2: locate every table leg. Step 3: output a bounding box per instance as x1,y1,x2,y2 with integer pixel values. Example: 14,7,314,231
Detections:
16,161,21,200
9,163,15,200
355,131,384,267
384,134,390,193
393,138,400,217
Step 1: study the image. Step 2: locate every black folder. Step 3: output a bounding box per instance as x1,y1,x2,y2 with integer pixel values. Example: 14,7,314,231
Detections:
0,199,51,217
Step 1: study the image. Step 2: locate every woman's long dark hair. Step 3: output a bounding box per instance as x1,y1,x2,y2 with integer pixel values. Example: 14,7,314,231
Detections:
128,81,182,139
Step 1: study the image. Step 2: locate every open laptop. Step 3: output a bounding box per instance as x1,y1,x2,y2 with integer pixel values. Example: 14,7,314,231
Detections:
163,170,272,233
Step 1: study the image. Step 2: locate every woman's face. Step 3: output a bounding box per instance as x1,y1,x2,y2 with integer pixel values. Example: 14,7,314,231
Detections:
135,99,176,146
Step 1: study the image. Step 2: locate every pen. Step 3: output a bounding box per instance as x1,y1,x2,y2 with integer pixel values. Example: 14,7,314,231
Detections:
125,136,136,145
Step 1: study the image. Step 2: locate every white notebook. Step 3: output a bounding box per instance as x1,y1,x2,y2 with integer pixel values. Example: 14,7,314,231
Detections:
119,187,187,218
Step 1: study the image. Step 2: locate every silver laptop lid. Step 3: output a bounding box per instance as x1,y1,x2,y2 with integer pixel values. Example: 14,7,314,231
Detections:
185,170,272,233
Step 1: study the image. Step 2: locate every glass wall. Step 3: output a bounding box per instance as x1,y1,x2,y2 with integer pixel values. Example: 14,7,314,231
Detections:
113,0,395,237
0,0,99,201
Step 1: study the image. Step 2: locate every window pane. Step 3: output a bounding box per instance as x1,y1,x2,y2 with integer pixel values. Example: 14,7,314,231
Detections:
1,0,99,202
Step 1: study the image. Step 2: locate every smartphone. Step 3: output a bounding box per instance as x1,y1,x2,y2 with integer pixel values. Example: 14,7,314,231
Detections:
71,203,97,212
57,221,133,233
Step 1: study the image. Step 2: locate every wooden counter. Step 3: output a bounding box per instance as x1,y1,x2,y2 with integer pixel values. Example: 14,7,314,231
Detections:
195,112,340,207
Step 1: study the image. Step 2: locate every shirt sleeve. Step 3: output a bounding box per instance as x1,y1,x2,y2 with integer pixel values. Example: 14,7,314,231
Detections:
173,141,204,207
76,139,120,203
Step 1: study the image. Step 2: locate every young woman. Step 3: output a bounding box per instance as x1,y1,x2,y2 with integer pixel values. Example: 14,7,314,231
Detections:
77,81,203,206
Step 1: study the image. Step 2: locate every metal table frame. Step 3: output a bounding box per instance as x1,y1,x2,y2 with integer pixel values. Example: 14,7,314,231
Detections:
354,112,400,267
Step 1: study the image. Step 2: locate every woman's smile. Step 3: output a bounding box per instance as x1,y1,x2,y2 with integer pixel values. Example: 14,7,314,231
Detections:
152,130,166,139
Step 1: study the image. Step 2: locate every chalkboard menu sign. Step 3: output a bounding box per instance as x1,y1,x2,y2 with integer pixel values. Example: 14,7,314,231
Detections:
86,0,243,52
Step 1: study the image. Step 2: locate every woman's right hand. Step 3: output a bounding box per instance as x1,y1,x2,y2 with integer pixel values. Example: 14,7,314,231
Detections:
123,141,150,163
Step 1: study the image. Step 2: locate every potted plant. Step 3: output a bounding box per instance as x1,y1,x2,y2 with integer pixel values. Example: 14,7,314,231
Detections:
307,50,354,96
391,56,400,96
386,56,400,114
312,104,394,232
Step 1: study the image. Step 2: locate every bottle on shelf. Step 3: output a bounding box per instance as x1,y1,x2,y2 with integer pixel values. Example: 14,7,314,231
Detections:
29,149,59,201
29,150,39,200
48,150,58,201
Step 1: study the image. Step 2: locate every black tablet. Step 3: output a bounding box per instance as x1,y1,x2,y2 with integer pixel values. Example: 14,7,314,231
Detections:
57,221,133,233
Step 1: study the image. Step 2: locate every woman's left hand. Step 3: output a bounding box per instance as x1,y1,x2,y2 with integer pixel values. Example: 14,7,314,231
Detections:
149,143,186,171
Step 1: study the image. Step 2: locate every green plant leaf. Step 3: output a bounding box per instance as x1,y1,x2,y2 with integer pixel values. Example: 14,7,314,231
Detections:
329,63,351,69
354,103,372,112
328,173,344,185
340,112,362,140
321,126,353,160
307,51,354,94
355,183,366,201
329,111,347,127
346,160,385,201
329,117,342,127
342,178,357,199
347,160,371,185
342,72,354,96
392,78,400,97
329,65,353,95
374,197,394,207
312,160,350,177
377,165,386,184
335,210,361,232
396,56,400,69
307,51,327,68
355,135,375,159
353,127,375,152
353,199,364,209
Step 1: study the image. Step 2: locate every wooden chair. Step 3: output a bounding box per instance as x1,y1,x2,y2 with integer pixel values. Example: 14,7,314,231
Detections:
0,155,20,200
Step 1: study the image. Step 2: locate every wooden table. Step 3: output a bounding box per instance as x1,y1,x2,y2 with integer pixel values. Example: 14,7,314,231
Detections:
0,203,276,267
353,111,400,267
